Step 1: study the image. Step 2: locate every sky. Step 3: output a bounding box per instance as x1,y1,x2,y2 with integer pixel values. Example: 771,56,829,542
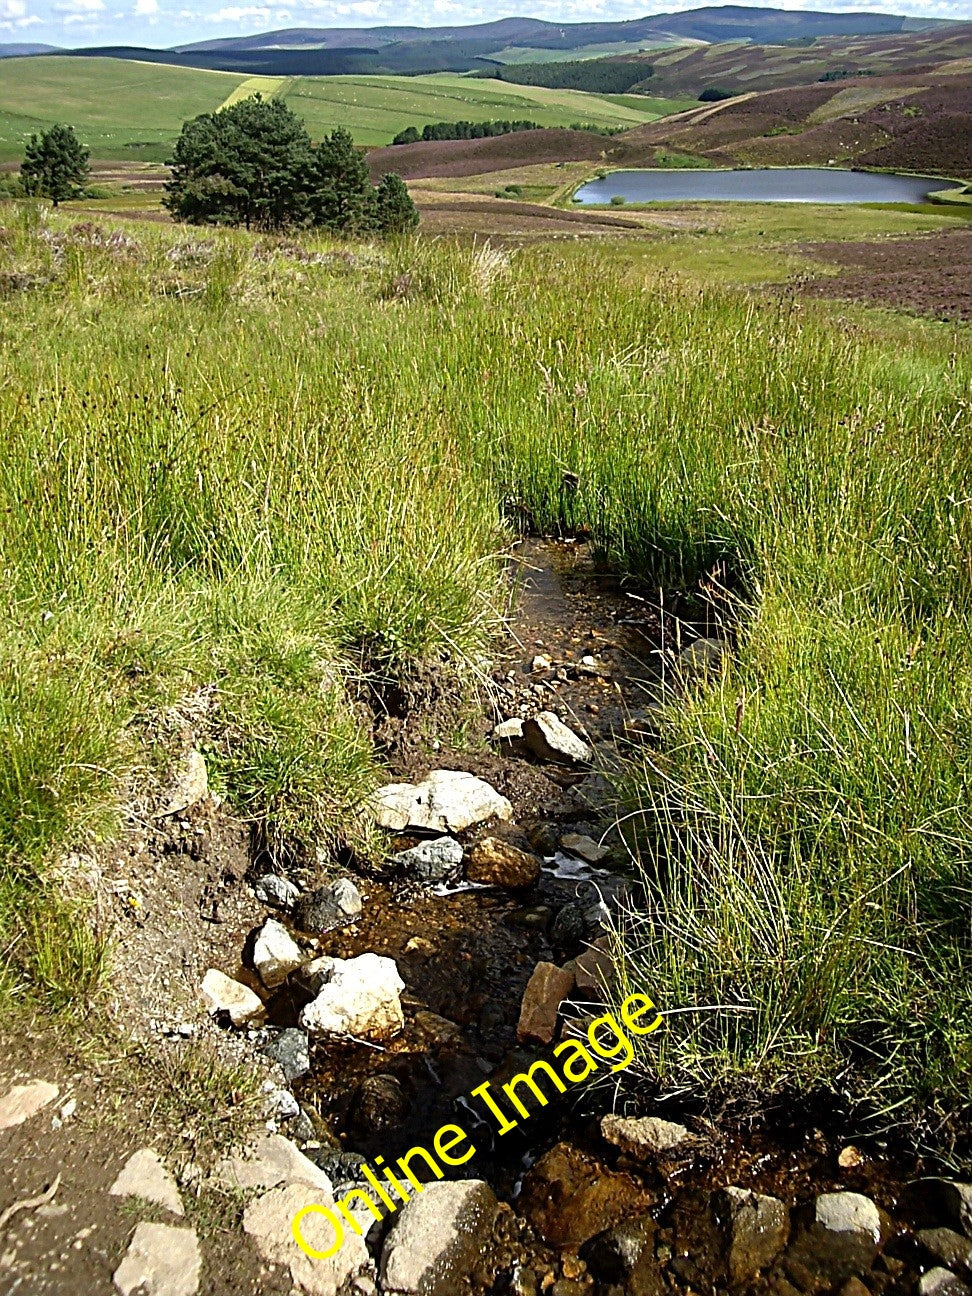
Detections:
1,0,969,50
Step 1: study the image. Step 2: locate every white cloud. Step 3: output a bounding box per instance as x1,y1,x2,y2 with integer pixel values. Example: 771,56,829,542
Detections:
134,0,158,12
211,3,270,17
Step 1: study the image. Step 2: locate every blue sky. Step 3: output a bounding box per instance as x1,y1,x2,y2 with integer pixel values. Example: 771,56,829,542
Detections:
2,0,970,50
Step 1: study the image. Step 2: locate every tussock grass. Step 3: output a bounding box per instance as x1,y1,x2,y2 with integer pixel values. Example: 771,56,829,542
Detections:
2,204,971,1126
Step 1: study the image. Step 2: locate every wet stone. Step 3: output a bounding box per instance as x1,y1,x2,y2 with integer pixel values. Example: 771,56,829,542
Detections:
580,1215,664,1296
516,961,575,1045
785,1191,882,1288
261,1027,311,1083
920,1270,972,1296
919,1229,972,1276
714,1185,789,1286
559,832,609,864
351,1074,407,1137
519,1142,653,1250
294,877,362,934
550,903,586,948
381,1180,499,1296
467,837,541,889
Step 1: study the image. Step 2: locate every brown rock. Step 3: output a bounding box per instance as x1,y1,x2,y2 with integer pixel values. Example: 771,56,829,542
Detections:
519,1143,653,1250
714,1186,789,1286
517,962,575,1045
467,837,541,889
574,938,615,994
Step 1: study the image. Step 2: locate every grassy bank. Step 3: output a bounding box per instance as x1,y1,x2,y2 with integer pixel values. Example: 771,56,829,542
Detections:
1,205,970,1131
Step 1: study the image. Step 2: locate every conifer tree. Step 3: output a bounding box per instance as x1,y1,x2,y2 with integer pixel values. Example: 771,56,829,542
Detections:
20,124,90,207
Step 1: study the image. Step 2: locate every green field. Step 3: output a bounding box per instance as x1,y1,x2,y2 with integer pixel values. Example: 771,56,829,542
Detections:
0,57,250,162
0,55,685,161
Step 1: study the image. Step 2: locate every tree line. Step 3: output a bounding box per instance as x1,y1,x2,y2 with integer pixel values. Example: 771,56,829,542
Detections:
392,119,541,145
13,97,418,235
479,57,653,96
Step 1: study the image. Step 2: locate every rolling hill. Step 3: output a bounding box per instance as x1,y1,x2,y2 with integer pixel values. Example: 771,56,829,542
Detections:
32,7,958,77
0,56,687,161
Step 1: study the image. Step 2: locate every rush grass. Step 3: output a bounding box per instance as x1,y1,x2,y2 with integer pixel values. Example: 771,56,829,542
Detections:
1,206,971,1124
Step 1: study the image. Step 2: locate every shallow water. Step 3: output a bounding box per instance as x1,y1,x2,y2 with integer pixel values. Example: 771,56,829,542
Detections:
572,167,946,205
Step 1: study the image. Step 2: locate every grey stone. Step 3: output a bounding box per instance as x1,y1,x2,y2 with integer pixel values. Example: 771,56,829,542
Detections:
920,1269,972,1296
381,1179,499,1296
254,874,300,910
559,832,609,864
294,877,362,934
244,1181,373,1296
311,1151,369,1196
113,1222,201,1296
389,836,464,884
261,1028,311,1082
785,1191,882,1287
371,770,512,833
299,953,405,1042
678,637,729,682
110,1149,184,1217
919,1229,972,1276
253,917,303,990
200,969,265,1027
0,1080,58,1130
714,1185,789,1286
522,712,592,765
600,1115,690,1159
942,1183,972,1240
215,1133,333,1194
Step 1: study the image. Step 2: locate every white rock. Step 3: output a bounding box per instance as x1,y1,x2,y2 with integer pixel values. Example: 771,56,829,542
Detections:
0,1080,58,1131
299,953,405,1042
244,1181,373,1296
110,1149,184,1216
162,751,208,816
492,718,525,741
113,1221,201,1296
370,770,512,834
215,1133,333,1194
253,918,303,990
920,1270,972,1296
816,1191,881,1243
522,712,592,765
600,1114,690,1158
200,969,265,1027
381,1180,498,1296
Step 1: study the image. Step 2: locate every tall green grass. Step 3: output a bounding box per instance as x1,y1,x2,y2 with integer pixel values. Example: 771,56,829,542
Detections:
2,205,971,1125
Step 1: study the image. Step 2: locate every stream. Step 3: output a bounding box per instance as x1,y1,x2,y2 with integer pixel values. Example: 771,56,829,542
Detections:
265,539,950,1295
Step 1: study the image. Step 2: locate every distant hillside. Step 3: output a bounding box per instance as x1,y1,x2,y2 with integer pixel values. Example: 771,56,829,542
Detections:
52,7,956,77
0,57,677,160
610,66,972,178
621,21,972,95
0,43,59,58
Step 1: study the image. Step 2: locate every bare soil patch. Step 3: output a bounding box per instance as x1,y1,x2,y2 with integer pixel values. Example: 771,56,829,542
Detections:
801,228,972,321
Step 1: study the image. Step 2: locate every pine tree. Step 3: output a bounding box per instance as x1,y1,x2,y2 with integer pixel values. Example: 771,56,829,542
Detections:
20,124,90,207
308,128,375,234
165,95,314,230
373,174,419,236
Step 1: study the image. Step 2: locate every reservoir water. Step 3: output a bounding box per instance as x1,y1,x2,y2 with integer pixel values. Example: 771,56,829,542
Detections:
572,167,945,205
